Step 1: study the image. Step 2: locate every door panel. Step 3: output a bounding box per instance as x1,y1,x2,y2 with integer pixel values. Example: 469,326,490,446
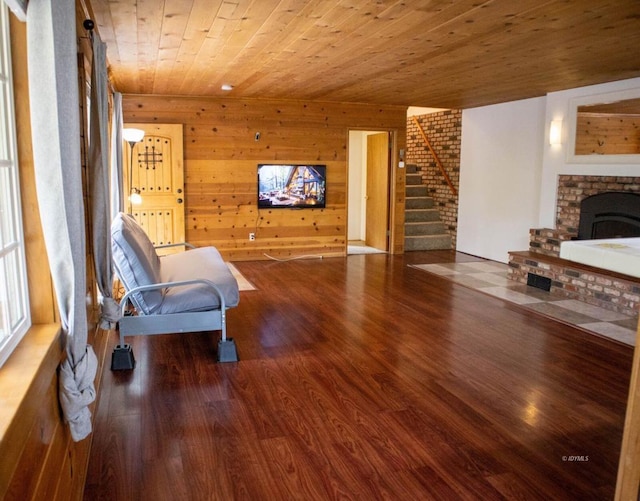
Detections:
365,133,390,250
124,123,184,254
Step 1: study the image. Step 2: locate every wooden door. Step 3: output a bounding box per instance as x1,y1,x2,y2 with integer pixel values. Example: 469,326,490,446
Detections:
124,123,185,254
365,132,390,250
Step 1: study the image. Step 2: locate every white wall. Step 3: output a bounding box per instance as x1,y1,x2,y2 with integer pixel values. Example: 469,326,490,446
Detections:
539,77,640,227
348,131,366,240
456,77,640,263
348,131,379,240
457,97,546,263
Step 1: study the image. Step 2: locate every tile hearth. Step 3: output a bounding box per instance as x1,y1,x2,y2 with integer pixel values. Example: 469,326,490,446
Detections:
411,260,638,346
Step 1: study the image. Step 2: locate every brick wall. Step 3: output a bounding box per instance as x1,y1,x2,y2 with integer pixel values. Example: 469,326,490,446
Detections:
528,228,575,256
509,174,640,317
556,175,640,234
527,175,640,258
509,251,640,318
407,110,461,248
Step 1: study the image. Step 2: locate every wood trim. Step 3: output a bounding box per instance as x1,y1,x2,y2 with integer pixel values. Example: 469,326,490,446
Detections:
616,318,640,499
11,12,56,323
389,128,405,254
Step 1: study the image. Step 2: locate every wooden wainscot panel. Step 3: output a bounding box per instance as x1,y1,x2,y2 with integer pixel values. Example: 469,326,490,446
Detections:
0,325,61,499
5,373,60,498
0,324,109,501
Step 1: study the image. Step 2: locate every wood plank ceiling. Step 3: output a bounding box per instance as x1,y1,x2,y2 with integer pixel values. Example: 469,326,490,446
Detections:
84,0,640,109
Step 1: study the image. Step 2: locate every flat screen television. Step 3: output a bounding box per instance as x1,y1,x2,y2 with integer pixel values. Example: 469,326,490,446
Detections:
258,164,326,209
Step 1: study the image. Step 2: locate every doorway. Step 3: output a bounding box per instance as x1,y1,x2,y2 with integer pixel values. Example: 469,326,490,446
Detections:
348,130,391,254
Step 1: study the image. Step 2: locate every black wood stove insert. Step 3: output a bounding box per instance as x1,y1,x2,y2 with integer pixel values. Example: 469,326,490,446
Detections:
577,192,640,240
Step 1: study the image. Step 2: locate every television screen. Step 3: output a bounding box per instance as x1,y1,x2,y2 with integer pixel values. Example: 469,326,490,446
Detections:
258,164,326,209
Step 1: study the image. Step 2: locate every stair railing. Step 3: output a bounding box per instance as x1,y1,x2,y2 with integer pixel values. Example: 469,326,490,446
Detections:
412,116,457,197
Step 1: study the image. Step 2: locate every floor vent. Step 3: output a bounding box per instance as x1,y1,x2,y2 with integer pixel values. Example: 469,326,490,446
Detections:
527,273,552,292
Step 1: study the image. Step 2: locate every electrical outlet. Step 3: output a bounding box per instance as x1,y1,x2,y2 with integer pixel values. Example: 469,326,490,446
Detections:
249,232,255,241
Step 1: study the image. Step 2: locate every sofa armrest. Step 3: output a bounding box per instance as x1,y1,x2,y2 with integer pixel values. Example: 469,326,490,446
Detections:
154,242,196,250
119,278,227,317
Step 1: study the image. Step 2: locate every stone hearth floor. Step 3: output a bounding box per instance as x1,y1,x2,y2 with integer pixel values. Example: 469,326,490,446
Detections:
410,260,638,346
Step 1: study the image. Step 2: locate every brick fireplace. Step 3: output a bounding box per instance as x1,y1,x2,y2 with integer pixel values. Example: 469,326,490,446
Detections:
529,176,640,256
556,175,640,236
508,175,640,318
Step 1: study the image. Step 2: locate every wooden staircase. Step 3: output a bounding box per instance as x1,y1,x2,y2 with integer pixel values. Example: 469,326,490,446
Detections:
404,164,452,251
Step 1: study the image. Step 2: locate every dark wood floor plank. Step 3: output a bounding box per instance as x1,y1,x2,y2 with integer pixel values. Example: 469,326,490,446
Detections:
84,251,634,500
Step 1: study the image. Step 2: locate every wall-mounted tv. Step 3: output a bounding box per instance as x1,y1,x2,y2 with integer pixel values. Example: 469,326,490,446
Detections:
258,164,326,209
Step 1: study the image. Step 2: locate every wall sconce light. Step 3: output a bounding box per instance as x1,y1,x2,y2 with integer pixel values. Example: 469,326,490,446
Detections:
549,119,563,145
122,128,145,214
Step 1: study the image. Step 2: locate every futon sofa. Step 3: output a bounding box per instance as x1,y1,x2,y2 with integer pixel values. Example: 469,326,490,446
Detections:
110,212,240,369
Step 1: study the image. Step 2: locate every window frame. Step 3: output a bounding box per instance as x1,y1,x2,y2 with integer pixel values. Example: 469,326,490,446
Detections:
0,3,30,368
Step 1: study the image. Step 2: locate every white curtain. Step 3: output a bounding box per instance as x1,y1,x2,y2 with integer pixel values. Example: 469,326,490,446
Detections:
89,33,120,329
111,92,124,219
27,0,96,441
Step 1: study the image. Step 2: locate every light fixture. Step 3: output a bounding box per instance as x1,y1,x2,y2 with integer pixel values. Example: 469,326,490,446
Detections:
123,127,145,214
129,188,143,205
221,83,234,91
549,119,563,145
123,127,145,143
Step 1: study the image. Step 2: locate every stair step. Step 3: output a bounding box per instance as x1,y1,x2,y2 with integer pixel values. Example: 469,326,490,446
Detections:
405,221,447,236
404,168,449,251
404,234,452,251
405,208,441,222
405,173,422,186
406,185,429,198
406,197,434,209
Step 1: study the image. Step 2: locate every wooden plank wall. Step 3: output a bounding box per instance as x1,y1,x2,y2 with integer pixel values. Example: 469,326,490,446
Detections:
0,10,108,501
122,95,408,260
575,113,640,155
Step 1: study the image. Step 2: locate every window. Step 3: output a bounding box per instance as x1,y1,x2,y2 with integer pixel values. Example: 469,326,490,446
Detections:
0,4,30,368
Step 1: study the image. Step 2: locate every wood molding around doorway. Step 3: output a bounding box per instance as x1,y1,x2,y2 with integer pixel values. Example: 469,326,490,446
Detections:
365,132,390,251
348,128,405,255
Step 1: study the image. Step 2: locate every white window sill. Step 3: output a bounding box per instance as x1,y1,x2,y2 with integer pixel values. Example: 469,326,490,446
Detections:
0,323,61,442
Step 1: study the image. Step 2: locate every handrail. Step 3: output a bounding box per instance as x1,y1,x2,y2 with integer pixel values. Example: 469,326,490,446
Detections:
412,116,457,197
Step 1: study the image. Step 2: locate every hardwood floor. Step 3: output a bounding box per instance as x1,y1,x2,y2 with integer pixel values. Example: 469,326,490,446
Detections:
84,251,634,500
